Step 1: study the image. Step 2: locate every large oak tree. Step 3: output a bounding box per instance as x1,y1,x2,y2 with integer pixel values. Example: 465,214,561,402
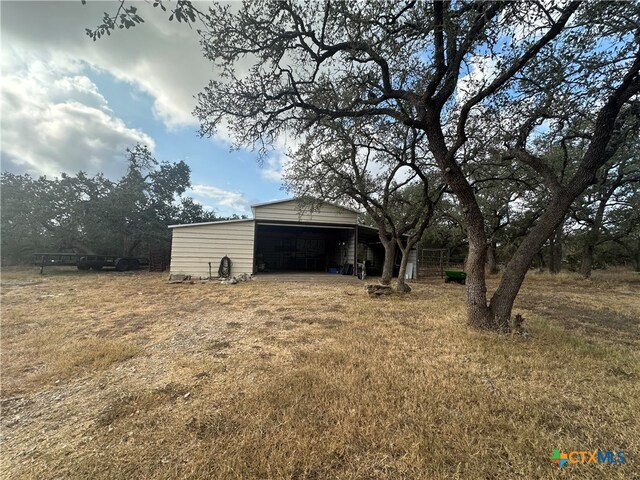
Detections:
87,1,640,331
190,1,639,331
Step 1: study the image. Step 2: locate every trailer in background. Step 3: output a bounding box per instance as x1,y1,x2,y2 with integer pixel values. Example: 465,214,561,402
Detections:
34,253,149,274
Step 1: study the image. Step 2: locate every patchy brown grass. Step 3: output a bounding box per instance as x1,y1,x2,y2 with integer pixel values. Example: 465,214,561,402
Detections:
1,267,638,479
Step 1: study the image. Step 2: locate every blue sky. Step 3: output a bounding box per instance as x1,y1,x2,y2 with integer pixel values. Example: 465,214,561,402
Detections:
89,66,284,216
0,1,287,217
87,64,285,216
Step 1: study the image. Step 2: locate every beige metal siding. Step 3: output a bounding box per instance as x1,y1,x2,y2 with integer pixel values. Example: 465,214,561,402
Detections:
346,235,356,266
408,248,417,279
170,220,255,277
253,200,357,225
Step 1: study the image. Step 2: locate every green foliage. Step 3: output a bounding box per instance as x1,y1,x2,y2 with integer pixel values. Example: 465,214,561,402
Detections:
419,197,467,254
83,0,206,41
567,139,640,272
0,145,218,264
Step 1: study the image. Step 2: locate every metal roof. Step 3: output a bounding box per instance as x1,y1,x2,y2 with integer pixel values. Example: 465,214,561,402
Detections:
168,218,254,229
250,197,360,214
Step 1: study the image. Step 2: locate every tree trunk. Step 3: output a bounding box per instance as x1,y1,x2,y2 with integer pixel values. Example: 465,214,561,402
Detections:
465,238,493,328
536,251,545,272
424,115,492,329
580,194,608,278
548,221,564,273
379,235,395,286
123,233,141,257
489,195,574,330
580,244,595,278
487,238,499,274
396,241,416,293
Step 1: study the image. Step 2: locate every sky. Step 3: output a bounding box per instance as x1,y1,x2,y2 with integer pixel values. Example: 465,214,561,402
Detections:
0,1,289,217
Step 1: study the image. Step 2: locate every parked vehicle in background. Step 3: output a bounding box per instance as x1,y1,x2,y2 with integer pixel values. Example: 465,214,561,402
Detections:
33,253,149,273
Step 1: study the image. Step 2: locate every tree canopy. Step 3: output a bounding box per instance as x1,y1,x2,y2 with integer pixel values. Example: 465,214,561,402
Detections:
284,116,443,288
1,145,218,264
81,1,640,332
190,1,639,330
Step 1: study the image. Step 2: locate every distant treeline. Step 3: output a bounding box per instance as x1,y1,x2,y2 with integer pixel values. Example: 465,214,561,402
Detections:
1,145,240,265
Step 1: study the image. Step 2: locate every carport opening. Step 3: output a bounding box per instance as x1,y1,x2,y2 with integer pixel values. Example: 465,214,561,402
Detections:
355,227,387,277
255,224,353,273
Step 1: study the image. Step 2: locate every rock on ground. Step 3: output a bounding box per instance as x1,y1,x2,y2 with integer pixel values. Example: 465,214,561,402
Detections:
364,284,393,297
221,273,253,285
395,283,412,293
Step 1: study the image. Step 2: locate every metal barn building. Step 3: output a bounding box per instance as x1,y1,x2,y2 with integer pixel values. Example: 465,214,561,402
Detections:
168,198,417,279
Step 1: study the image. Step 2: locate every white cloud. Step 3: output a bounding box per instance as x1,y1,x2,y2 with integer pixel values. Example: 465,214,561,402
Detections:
1,52,154,178
0,1,295,191
188,197,216,212
260,154,288,182
189,184,249,214
1,1,212,129
457,55,498,104
259,131,301,182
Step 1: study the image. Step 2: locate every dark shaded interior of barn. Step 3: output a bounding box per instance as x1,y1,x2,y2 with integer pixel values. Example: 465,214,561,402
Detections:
254,224,385,274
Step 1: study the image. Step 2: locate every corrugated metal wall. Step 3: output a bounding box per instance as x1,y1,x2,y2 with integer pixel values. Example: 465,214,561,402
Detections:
253,200,357,225
408,248,418,279
346,233,356,266
170,220,255,277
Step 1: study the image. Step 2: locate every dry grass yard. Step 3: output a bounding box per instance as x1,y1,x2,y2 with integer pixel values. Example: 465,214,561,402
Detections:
1,268,639,479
